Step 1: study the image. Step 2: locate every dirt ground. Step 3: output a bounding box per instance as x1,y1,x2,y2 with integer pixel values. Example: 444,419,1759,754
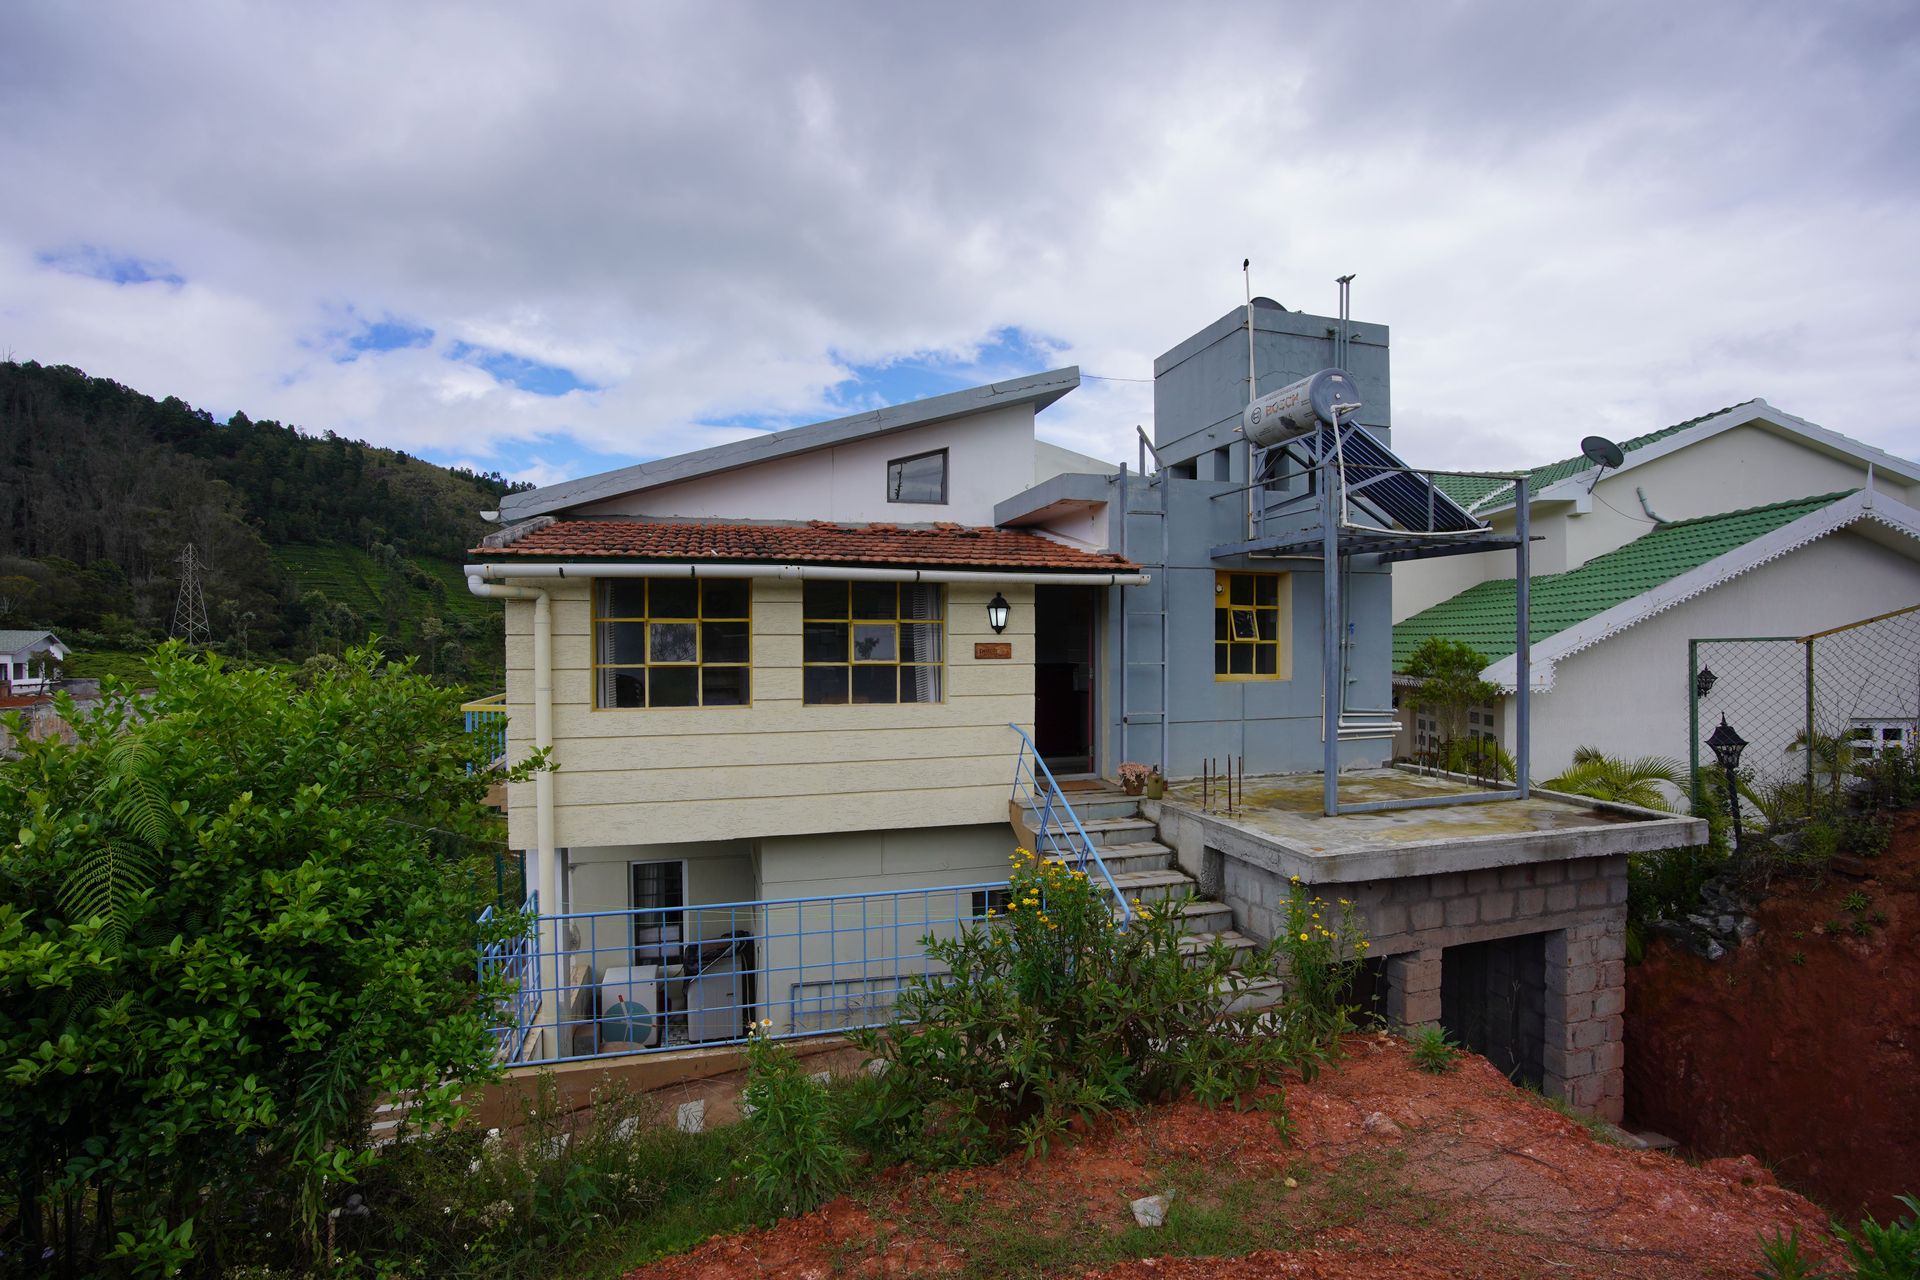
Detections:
1629,810,1920,1221
626,1035,1831,1279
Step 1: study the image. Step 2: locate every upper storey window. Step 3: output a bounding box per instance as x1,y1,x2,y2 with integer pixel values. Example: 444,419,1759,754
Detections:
887,448,948,504
593,578,751,708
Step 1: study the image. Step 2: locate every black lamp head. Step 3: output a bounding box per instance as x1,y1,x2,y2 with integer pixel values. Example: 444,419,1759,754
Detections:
987,591,1010,635
1706,714,1748,771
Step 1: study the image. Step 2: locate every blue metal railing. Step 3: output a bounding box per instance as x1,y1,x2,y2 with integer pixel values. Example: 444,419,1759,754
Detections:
481,882,1007,1066
1009,723,1133,925
476,891,540,1061
463,693,507,768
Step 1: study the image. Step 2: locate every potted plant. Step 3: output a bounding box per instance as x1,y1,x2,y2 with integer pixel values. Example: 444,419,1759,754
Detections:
1116,761,1151,796
1144,767,1166,800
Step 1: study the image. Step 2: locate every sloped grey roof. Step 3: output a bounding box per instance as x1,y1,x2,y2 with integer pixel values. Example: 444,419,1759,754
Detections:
500,367,1081,522
0,629,62,654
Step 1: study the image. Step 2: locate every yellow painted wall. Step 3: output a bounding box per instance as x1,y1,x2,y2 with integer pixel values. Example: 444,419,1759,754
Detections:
503,577,1037,849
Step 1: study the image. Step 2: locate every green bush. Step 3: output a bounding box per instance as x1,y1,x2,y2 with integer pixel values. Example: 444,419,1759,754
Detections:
736,1024,853,1217
334,1075,740,1278
0,644,538,1276
1757,1194,1920,1279
851,849,1355,1163
1407,1025,1462,1074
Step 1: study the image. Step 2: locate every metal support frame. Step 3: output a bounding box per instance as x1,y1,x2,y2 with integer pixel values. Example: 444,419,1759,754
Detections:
1313,458,1534,816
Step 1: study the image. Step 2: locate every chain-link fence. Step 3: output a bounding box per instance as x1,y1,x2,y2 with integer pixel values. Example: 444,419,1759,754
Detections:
1689,603,1920,813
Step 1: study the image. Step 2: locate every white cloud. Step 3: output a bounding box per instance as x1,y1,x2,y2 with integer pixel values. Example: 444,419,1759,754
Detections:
0,0,1914,487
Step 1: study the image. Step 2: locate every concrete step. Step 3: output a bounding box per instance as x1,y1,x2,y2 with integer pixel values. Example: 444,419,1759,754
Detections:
1214,975,1288,1015
1108,867,1199,905
1046,840,1173,876
1033,815,1161,850
1059,793,1144,821
1177,929,1257,969
1175,898,1236,935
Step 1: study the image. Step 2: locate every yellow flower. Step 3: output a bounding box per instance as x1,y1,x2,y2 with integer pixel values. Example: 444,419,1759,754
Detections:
1299,932,1309,942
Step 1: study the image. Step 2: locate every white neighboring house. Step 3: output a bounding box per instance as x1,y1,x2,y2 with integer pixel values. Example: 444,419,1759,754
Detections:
0,630,68,696
1392,401,1920,781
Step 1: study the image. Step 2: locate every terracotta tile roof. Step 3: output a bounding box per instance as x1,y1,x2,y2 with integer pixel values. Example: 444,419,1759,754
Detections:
473,520,1139,572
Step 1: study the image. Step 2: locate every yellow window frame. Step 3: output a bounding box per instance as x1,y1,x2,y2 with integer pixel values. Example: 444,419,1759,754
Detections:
801,581,946,705
591,578,753,709
1214,570,1291,682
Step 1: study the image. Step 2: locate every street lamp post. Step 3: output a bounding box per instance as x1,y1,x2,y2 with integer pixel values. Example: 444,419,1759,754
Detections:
1706,714,1748,852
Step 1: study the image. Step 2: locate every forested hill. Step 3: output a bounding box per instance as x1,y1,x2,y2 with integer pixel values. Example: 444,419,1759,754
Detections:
0,360,529,685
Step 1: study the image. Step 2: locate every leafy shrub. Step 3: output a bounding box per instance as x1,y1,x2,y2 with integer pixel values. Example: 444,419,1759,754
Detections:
1831,1193,1920,1278
736,1023,853,1216
1275,876,1369,1043
0,645,541,1275
1407,1025,1463,1074
1756,1226,1827,1279
851,849,1353,1162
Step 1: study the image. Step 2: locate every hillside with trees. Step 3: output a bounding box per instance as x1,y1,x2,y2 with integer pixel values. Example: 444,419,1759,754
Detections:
0,360,525,686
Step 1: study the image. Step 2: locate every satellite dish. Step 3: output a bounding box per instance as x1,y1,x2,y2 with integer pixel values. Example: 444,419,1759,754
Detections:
1581,435,1625,470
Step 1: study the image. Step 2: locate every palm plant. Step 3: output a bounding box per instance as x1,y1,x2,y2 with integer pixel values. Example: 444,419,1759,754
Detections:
1544,746,1685,812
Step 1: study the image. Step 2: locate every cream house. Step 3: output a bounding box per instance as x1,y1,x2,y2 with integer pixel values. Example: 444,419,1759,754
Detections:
467,371,1148,1057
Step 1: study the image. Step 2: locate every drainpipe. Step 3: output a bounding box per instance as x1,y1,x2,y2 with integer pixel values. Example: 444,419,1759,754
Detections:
464,576,559,1051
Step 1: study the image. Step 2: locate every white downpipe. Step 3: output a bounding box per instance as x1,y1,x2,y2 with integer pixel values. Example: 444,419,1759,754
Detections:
464,577,560,1056
464,561,1150,587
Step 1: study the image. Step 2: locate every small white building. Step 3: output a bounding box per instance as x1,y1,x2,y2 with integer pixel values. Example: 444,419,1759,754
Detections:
0,630,69,696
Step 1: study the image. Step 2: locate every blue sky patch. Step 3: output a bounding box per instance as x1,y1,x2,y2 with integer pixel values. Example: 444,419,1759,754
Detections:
449,341,597,396
37,245,184,286
347,318,434,354
823,325,1067,415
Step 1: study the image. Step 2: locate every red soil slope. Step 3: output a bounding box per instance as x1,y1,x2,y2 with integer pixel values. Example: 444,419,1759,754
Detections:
1628,811,1920,1220
630,1036,1829,1279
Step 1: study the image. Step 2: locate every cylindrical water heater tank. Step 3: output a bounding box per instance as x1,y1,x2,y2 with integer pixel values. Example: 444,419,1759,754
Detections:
1242,368,1362,447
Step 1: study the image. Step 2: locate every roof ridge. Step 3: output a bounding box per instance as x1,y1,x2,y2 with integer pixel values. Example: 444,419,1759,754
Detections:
1651,489,1855,530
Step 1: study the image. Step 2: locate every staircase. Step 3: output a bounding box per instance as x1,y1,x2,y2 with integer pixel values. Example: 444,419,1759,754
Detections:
1008,786,1284,1010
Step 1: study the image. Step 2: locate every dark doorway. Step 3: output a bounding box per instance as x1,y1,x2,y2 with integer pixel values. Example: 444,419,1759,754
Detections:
1440,934,1547,1087
1035,586,1098,775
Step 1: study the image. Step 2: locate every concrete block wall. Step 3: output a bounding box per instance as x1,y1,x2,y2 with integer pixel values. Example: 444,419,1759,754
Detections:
1217,848,1630,1121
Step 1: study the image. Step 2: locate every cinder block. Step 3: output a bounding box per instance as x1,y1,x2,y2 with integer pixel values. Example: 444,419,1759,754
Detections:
1429,873,1465,898
1549,963,1598,998
1567,859,1597,881
1555,1048,1595,1079
1576,879,1611,908
1465,869,1501,894
1571,1019,1612,1051
1545,884,1578,913
1516,887,1547,916
1591,987,1625,1018
1606,875,1630,905
1408,900,1444,931
1364,902,1408,940
1498,864,1534,889
1444,897,1479,927
1599,959,1627,988
1480,890,1516,922
1567,1074,1608,1110
1591,1040,1625,1072
1532,861,1567,886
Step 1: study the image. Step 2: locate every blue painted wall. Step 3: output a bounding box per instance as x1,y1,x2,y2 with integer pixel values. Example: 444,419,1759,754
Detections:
1101,302,1396,778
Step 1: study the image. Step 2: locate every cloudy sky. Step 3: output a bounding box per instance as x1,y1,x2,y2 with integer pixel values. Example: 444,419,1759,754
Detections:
3,1,1915,487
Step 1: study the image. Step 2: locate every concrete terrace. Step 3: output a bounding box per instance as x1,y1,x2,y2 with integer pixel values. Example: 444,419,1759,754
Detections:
1147,768,1705,883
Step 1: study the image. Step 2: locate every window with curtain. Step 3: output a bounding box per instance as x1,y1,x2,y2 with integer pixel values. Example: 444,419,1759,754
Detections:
801,581,945,704
592,578,751,708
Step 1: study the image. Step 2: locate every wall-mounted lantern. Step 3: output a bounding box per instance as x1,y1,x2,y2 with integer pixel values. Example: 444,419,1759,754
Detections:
1706,714,1748,851
987,592,1010,635
1695,665,1717,699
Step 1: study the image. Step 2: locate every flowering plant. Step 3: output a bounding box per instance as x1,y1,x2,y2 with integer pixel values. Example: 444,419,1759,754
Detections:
1277,876,1369,1043
851,846,1351,1161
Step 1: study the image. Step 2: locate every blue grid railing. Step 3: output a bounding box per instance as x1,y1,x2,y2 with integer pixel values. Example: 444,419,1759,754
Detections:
1009,723,1132,925
476,891,540,1061
462,693,507,768
482,882,1007,1065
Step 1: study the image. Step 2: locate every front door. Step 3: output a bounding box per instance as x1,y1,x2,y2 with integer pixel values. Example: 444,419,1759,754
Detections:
1034,586,1097,775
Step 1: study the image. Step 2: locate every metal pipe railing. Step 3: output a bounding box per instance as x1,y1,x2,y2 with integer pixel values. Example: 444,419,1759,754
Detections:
1008,724,1133,925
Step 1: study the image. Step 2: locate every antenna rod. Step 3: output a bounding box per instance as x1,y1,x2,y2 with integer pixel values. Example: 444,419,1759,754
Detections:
1244,259,1257,539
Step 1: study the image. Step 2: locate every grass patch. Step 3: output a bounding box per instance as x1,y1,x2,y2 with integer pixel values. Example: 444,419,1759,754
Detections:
868,1149,1442,1279
1520,1085,1627,1146
60,648,158,686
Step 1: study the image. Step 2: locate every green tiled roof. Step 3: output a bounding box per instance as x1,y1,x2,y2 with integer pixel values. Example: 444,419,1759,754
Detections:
1393,490,1852,671
1430,400,1762,510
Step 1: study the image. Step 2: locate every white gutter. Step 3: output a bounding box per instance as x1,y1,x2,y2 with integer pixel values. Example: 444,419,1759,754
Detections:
465,561,1150,586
